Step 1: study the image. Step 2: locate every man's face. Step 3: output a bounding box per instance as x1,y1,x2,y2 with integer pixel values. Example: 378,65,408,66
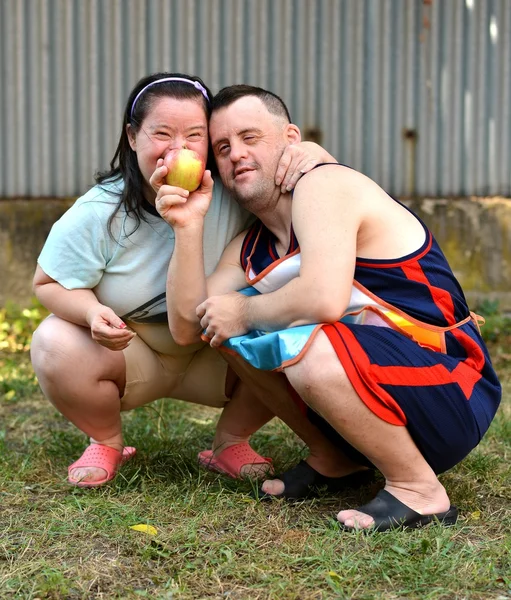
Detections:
209,96,290,211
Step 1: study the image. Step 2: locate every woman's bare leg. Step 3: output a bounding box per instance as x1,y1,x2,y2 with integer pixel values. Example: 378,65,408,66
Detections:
31,315,126,483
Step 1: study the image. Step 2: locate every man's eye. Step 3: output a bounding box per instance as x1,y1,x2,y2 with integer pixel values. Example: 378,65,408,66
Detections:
244,135,255,142
217,145,230,155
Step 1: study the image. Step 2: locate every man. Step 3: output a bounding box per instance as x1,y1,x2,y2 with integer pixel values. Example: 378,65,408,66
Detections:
152,85,501,531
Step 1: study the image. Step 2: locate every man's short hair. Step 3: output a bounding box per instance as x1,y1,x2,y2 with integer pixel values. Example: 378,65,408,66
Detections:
211,85,291,123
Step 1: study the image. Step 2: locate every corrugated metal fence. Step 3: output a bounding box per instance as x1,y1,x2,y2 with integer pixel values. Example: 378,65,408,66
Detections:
1,0,510,198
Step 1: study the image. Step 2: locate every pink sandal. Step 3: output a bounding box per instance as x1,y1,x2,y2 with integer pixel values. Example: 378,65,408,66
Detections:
198,442,274,479
68,443,137,487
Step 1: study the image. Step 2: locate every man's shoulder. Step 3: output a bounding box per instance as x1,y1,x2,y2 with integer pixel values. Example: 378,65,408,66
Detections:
296,163,369,192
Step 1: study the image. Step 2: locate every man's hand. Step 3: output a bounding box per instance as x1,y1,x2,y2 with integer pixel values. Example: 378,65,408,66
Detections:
150,159,214,229
196,292,250,348
275,141,337,193
85,305,136,351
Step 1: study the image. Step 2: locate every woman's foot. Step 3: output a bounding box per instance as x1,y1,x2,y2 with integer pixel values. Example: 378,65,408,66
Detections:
211,430,274,478
68,434,125,485
199,442,274,479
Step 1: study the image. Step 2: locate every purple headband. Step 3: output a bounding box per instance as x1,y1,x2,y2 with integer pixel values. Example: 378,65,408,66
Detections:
130,77,210,121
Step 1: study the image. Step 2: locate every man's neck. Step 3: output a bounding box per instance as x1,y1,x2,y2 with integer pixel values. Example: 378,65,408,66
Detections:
255,191,293,254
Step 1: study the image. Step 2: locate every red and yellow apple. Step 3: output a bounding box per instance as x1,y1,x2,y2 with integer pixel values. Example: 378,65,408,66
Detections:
164,148,205,192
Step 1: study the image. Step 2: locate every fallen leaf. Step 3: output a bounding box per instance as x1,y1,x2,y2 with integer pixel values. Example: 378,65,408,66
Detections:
130,524,158,536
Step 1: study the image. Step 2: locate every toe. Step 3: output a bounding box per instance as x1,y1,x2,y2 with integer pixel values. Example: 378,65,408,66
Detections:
337,509,375,529
69,467,107,483
261,478,285,496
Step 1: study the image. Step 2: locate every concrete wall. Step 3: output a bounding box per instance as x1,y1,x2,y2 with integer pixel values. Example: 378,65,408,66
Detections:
1,197,510,311
405,197,511,311
0,199,74,307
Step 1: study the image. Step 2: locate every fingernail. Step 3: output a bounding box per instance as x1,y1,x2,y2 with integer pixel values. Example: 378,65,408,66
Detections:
286,185,293,192
118,322,126,329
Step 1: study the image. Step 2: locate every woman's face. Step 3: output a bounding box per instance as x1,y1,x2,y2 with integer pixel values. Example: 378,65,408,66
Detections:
127,96,209,196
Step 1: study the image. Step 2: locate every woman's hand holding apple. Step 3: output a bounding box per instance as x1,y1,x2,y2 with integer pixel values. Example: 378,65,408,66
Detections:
152,164,214,229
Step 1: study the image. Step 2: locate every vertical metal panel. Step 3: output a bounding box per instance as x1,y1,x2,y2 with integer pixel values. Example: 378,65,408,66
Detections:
0,0,510,198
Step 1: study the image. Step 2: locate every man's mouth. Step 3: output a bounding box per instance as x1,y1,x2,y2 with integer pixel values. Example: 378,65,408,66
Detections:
234,166,256,179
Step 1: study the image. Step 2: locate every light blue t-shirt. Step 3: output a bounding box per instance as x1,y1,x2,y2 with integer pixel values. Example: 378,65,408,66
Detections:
38,178,251,330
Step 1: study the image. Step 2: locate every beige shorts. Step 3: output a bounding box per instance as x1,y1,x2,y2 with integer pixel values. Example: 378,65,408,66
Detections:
120,332,231,411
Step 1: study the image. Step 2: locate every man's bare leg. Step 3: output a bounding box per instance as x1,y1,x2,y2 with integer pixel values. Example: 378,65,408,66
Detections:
31,315,126,483
284,331,450,529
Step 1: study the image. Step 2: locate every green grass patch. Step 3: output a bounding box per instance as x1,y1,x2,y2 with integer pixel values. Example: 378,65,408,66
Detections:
0,304,510,599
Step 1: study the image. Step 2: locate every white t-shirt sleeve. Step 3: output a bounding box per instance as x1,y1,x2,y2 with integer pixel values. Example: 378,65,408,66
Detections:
38,198,111,290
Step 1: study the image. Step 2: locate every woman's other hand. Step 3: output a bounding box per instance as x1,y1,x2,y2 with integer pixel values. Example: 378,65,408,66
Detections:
86,305,136,351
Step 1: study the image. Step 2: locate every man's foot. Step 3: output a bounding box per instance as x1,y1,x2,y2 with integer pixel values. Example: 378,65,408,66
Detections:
337,483,456,531
198,442,274,479
68,436,134,486
258,460,375,501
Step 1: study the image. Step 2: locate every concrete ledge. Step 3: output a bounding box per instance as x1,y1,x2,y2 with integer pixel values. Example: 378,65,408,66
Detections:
1,196,510,310
0,198,74,307
405,197,511,310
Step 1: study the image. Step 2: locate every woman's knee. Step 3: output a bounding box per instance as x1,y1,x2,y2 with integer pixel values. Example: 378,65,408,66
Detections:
32,317,126,397
31,317,71,366
31,316,93,376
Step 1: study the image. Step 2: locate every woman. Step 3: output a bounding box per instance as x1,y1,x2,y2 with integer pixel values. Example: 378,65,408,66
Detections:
30,72,335,487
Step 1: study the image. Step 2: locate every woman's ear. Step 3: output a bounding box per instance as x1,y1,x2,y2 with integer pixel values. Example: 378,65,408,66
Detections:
126,124,137,151
285,123,301,144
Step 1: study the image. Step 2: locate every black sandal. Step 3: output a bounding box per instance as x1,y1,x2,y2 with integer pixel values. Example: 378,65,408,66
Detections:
338,489,459,532
255,460,375,501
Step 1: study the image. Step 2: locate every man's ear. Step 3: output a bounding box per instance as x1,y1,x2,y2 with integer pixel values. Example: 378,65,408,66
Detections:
285,123,301,144
126,124,136,151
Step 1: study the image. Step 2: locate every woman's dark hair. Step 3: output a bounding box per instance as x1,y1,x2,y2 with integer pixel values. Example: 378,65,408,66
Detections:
95,72,213,238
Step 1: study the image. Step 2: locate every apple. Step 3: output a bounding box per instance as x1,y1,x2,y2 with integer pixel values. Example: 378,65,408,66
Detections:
164,148,205,192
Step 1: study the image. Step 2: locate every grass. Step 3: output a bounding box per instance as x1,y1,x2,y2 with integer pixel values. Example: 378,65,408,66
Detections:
0,306,510,599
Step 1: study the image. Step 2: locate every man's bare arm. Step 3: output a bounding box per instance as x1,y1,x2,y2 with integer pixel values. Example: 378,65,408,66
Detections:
198,166,363,345
246,166,361,329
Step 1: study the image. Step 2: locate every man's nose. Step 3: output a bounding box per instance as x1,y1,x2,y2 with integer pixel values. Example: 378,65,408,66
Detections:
229,141,248,162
